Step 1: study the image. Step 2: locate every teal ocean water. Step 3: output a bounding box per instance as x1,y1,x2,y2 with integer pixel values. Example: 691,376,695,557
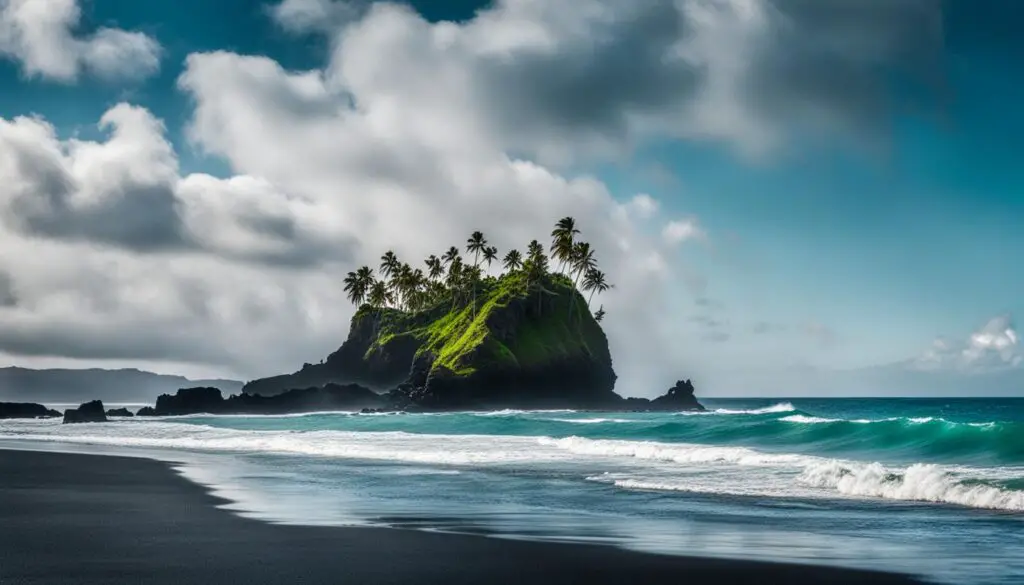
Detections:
3,398,1023,584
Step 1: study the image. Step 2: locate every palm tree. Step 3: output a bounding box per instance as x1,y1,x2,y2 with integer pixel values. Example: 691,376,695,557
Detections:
446,256,464,309
343,271,363,306
569,242,597,287
425,255,444,282
550,217,579,274
442,246,460,266
525,240,548,278
368,280,393,308
524,239,549,314
391,263,413,310
409,268,428,311
482,246,498,272
466,231,487,267
502,249,523,273
465,231,488,316
594,306,606,322
343,266,374,306
380,251,401,281
582,268,611,307
567,241,597,319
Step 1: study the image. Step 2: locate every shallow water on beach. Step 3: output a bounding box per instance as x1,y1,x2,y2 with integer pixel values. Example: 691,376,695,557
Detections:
3,398,1024,584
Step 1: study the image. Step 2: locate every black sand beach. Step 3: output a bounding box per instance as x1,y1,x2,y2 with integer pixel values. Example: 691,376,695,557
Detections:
0,449,923,585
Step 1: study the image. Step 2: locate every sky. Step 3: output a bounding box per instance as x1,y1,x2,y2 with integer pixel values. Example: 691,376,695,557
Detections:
0,0,1021,397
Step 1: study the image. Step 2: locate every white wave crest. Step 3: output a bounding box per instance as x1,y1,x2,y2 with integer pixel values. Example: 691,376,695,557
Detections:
780,414,840,424
538,436,808,466
548,418,636,424
0,421,569,466
712,402,796,415
799,461,1024,511
473,409,575,417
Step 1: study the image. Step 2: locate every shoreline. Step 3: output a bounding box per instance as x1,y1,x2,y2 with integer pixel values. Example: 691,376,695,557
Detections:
0,447,924,584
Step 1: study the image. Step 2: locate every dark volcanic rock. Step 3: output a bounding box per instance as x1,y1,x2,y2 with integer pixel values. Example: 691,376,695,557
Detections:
620,379,705,412
223,383,384,414
62,400,108,424
136,407,158,417
155,387,225,416
0,402,61,419
142,384,385,416
106,408,135,417
242,312,416,396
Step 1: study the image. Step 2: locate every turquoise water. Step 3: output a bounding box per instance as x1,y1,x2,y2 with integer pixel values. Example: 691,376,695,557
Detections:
3,398,1023,584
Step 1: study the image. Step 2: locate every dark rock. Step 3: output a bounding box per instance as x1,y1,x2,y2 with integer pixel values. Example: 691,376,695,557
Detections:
140,384,385,416
136,407,158,417
221,383,384,415
242,310,418,396
0,402,61,419
650,379,704,411
619,380,705,412
106,408,135,417
62,400,108,424
154,387,225,416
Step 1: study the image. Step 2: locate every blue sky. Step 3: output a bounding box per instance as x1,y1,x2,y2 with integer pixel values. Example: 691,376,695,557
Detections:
0,0,1021,395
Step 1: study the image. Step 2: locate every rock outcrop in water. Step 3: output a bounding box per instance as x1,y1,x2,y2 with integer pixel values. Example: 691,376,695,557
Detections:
106,408,135,417
0,402,61,419
137,384,385,416
620,379,705,412
62,400,108,424
239,279,704,412
245,273,622,411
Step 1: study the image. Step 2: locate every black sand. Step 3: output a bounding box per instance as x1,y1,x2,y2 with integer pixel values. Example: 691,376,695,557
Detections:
0,449,923,584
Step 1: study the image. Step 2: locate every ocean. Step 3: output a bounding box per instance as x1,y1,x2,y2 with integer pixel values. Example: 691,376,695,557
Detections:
2,398,1022,584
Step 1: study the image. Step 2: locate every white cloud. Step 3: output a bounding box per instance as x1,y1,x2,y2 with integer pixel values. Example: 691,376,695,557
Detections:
625,193,659,219
267,0,943,163
0,0,160,82
271,0,361,33
0,102,363,377
662,217,704,244
913,315,1022,372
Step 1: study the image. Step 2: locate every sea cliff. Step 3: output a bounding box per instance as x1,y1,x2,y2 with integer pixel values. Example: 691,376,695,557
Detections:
243,273,623,410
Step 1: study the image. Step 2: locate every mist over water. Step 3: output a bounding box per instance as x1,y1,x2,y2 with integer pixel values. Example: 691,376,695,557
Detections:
3,398,1024,584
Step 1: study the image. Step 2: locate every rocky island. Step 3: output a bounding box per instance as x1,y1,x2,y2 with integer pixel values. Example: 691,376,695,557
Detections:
237,217,703,413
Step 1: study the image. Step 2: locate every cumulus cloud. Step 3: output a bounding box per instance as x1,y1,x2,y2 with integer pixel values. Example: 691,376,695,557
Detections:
0,104,351,265
0,0,160,82
271,0,944,162
271,0,362,33
914,315,1023,372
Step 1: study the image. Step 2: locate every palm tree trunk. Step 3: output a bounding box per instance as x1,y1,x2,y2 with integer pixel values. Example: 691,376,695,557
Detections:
568,268,584,321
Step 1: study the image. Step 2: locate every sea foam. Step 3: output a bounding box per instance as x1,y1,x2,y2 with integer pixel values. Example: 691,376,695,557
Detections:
799,460,1024,511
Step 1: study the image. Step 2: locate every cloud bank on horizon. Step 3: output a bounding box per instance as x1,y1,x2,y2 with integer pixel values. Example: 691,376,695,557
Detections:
0,0,1019,396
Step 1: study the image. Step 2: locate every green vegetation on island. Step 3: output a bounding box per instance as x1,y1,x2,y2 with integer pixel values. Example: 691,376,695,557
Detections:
340,217,615,384
343,217,612,321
